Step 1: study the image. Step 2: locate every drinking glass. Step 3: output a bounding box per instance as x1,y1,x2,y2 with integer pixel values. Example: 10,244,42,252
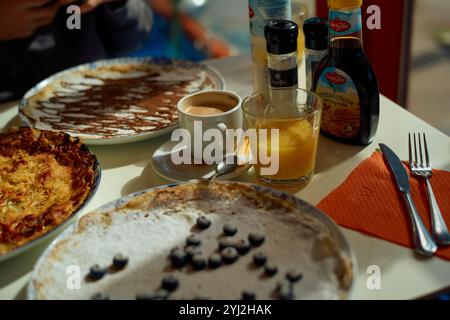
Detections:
242,88,322,186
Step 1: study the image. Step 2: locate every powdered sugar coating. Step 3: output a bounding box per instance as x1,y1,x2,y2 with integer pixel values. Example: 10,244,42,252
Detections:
30,182,353,300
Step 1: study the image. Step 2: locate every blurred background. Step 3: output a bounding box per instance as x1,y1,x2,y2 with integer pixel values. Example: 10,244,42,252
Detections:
409,0,450,137
133,0,449,137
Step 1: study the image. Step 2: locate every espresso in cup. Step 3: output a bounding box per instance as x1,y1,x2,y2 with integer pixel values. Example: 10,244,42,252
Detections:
181,91,238,117
184,103,231,116
177,90,243,164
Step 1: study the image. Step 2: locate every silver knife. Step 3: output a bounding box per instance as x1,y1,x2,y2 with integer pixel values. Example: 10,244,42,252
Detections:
379,144,437,257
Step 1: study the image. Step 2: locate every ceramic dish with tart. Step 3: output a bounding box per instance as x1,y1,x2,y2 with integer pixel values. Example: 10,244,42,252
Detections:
28,181,355,300
19,58,224,145
0,128,101,262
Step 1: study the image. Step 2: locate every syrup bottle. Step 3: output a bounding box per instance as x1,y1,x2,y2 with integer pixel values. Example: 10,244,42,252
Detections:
312,0,379,145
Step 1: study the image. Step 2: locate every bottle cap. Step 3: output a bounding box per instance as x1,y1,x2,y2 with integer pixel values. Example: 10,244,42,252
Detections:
264,20,298,55
303,17,329,51
328,0,362,9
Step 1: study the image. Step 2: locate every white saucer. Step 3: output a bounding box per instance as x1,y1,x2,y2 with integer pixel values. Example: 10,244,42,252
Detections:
151,140,251,182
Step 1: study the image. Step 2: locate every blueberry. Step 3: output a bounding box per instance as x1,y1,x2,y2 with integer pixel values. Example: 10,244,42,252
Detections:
89,264,107,280
278,280,295,300
286,269,303,283
223,223,237,236
252,252,267,267
218,238,235,250
185,245,202,260
161,274,179,292
170,246,181,253
191,255,206,271
186,234,201,246
242,291,256,300
248,233,265,247
221,247,239,264
196,216,211,230
235,240,251,255
208,253,223,269
264,263,278,276
91,293,109,300
112,254,128,269
170,248,187,268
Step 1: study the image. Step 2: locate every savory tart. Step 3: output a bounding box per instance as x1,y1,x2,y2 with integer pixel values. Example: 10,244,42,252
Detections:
20,59,222,142
0,128,98,256
30,181,354,300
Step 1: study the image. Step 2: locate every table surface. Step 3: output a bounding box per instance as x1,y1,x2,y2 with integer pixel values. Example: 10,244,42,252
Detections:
0,54,449,300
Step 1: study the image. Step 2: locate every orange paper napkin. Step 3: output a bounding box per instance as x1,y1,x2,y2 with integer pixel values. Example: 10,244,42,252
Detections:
317,152,450,260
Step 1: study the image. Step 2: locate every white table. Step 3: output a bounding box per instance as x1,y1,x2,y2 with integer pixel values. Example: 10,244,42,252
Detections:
0,54,449,300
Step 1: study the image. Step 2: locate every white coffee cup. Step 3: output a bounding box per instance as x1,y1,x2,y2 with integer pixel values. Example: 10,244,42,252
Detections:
177,90,243,163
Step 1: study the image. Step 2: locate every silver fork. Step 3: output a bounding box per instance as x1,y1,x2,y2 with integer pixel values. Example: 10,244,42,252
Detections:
409,133,450,245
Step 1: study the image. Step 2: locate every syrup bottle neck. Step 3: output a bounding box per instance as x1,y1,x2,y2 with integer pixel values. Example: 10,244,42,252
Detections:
328,6,363,50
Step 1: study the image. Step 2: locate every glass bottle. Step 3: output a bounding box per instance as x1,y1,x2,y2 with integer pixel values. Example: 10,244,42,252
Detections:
248,0,292,95
264,20,299,114
303,17,328,91
313,0,379,145
265,20,299,90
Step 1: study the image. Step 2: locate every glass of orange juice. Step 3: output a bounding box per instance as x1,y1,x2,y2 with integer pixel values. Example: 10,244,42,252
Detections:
243,88,322,186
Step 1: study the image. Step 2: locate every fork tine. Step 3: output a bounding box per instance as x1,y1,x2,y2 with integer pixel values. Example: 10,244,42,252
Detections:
413,133,418,166
408,133,413,167
418,133,424,167
423,133,430,168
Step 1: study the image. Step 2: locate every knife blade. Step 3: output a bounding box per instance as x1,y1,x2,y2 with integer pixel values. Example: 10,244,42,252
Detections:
379,143,437,257
379,144,410,193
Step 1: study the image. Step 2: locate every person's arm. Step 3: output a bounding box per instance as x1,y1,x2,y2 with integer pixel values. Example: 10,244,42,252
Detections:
0,0,61,41
0,0,61,101
94,0,153,56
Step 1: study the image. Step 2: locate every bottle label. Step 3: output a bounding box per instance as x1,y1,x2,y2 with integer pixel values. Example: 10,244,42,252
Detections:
316,67,360,139
329,8,362,37
249,0,292,37
269,68,298,88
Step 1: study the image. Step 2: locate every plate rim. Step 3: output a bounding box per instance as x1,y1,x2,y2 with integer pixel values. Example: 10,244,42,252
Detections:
27,180,357,300
18,57,225,145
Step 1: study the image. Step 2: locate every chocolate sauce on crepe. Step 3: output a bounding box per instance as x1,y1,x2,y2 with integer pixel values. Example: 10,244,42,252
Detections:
23,63,218,139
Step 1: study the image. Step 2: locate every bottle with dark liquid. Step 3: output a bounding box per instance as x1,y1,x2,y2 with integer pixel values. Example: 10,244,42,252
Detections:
312,0,379,145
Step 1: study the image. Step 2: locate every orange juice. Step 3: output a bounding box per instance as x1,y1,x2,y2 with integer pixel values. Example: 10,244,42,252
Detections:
243,89,322,187
255,118,319,181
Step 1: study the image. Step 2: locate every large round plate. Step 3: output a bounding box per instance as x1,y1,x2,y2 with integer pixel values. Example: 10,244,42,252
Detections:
19,58,225,145
28,181,356,299
0,141,101,263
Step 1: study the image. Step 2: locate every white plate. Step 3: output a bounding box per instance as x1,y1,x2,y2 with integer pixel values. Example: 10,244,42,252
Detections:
28,181,356,300
19,57,225,145
151,140,250,182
